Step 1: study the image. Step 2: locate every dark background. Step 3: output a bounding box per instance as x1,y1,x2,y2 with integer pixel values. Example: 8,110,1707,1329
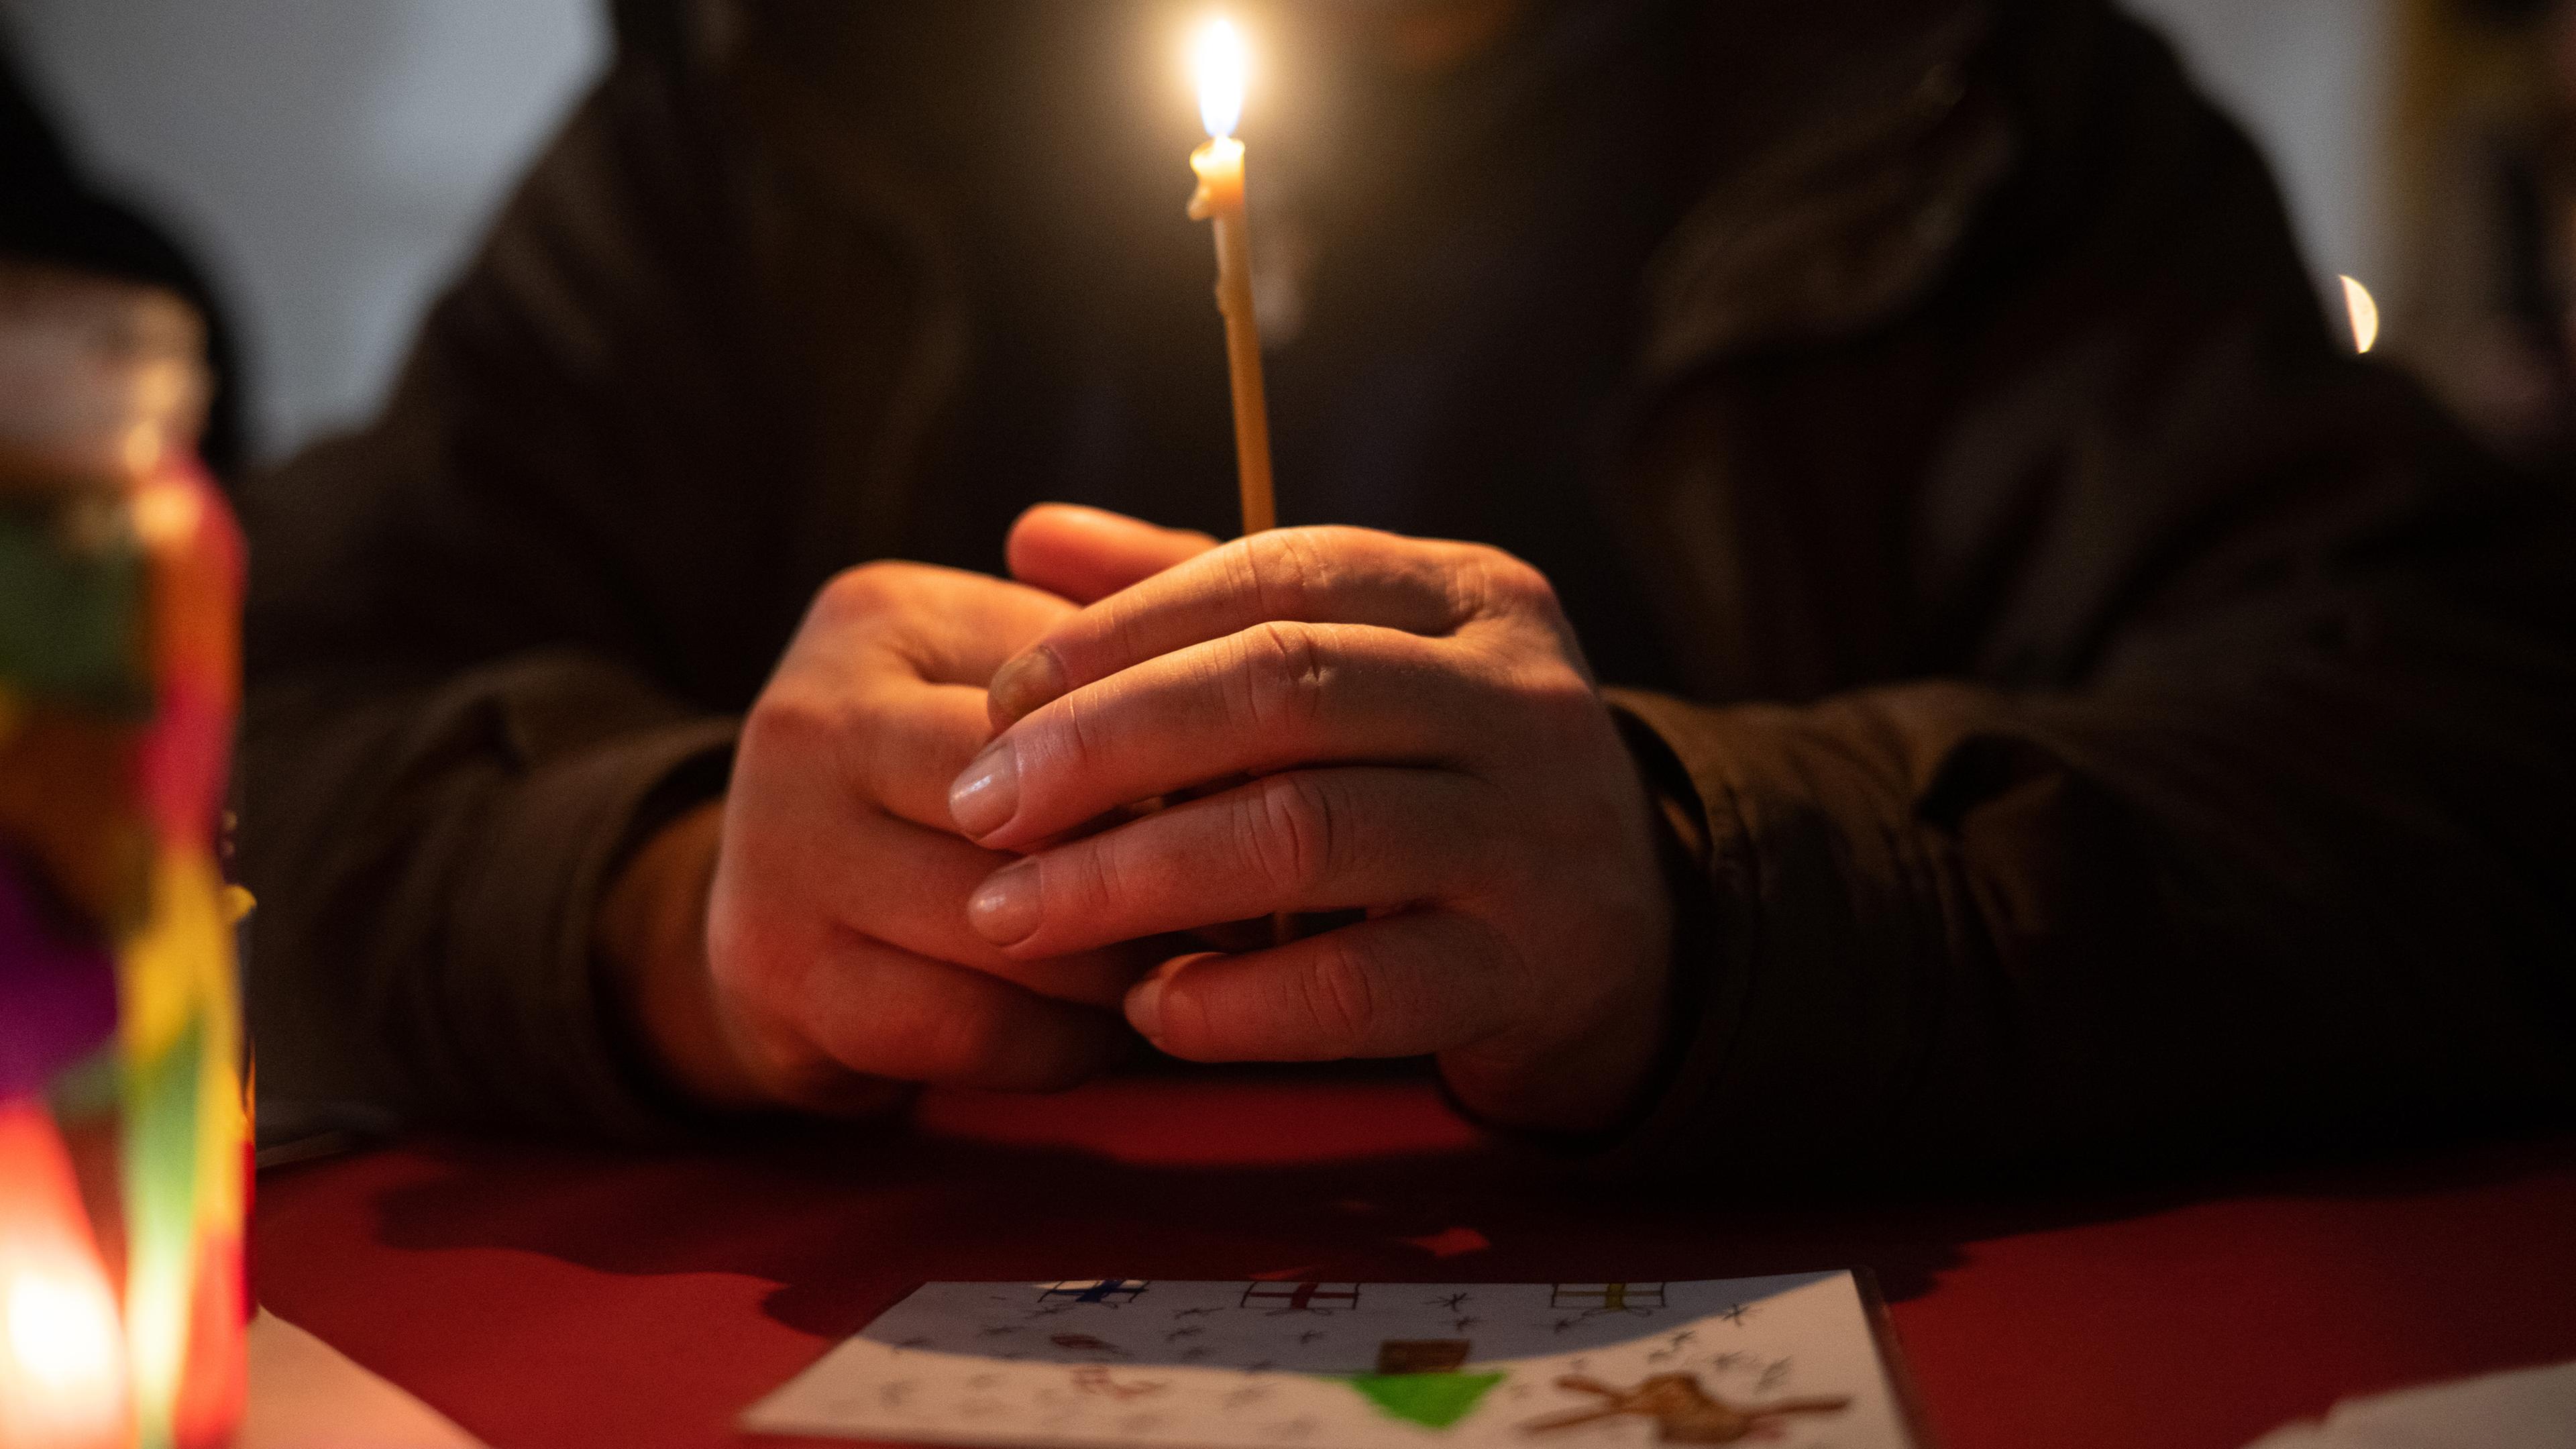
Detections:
0,0,2410,463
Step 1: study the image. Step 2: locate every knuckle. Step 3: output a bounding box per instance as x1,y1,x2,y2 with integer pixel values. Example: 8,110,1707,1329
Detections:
1522,670,1609,747
829,708,899,807
751,684,901,802
1155,970,1219,1057
745,680,940,814
1506,659,1586,713
741,685,834,759
817,559,908,617
1240,621,1333,737
1066,836,1132,922
1048,686,1112,777
1244,773,1338,894
1460,545,1556,618
1244,528,1336,619
1297,936,1379,1046
1098,600,1157,681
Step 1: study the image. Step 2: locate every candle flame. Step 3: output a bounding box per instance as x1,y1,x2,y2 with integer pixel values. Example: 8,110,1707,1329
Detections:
2339,274,2379,354
1193,17,1248,140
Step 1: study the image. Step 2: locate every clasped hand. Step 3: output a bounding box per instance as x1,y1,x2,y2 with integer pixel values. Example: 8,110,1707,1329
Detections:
651,506,1672,1133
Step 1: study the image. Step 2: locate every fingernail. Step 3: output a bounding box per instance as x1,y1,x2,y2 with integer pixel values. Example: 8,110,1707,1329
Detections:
948,737,1020,839
967,860,1042,947
988,646,1068,728
1125,974,1165,1040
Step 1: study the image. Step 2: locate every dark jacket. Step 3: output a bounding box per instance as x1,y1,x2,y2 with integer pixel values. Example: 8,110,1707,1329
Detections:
237,0,2576,1173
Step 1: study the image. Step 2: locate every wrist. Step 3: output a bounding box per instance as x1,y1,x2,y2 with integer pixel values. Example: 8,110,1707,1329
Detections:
1446,726,1689,1136
1442,955,1672,1134
595,799,773,1111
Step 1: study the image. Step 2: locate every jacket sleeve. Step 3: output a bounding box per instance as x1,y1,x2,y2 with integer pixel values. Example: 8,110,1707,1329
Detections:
1595,10,2576,1177
236,15,936,1136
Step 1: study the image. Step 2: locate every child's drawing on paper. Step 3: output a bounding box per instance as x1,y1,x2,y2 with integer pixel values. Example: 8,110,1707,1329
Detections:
1550,1284,1669,1316
1525,1373,1853,1443
744,1275,1916,1449
1069,1366,1165,1399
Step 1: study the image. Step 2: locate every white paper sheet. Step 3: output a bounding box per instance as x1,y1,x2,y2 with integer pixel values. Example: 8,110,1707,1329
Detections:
242,1308,488,1449
746,1274,1916,1448
2241,1359,2576,1449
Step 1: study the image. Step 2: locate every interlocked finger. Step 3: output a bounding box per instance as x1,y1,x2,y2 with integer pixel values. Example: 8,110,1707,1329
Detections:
967,767,1503,957
1126,909,1519,1063
988,527,1493,724
792,932,1130,1091
955,621,1503,849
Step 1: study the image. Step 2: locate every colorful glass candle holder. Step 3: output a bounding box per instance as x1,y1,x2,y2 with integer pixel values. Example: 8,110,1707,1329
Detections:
0,262,245,1449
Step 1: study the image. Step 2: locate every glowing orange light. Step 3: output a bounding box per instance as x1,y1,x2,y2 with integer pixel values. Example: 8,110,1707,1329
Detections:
0,1101,131,1449
7,1271,125,1395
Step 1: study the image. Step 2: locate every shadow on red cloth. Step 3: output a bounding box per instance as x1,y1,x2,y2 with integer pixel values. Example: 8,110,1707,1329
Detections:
307,1071,2571,1340
246,1071,2576,1449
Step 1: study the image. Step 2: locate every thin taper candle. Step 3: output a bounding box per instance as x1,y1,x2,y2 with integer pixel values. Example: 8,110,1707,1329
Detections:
1189,20,1289,947
1188,19,1277,537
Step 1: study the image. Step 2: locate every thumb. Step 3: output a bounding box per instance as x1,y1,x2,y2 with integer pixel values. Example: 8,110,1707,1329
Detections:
1007,503,1220,605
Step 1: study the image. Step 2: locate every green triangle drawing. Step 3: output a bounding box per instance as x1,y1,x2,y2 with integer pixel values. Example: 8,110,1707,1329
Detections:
1345,1373,1507,1430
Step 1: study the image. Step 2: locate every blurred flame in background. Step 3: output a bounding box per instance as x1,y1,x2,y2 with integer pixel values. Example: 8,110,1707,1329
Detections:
2341,274,2381,354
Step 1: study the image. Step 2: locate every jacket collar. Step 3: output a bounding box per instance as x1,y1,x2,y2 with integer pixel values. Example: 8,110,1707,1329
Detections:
703,0,2012,381
1642,0,2010,378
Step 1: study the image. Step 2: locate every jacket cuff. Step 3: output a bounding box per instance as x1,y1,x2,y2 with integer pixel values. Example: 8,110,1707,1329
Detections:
1442,692,1732,1161
1583,686,1981,1180
1494,690,1733,1169
443,713,737,1140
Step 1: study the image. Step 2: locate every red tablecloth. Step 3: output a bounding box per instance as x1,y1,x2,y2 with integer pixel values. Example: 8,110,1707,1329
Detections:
249,1073,2576,1449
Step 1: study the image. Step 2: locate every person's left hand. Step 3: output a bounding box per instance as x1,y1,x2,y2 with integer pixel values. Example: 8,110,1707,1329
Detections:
949,506,1676,1133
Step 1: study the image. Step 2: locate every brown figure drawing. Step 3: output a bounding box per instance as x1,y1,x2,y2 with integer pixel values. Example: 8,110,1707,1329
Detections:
1524,1373,1852,1443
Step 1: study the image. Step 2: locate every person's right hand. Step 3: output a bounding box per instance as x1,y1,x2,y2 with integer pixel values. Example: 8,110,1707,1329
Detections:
601,555,1179,1116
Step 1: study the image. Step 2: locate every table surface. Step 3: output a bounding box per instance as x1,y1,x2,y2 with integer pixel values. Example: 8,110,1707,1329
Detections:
248,1071,2576,1449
